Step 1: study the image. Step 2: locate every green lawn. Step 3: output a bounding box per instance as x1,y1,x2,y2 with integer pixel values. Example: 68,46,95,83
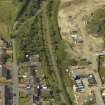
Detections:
0,0,20,39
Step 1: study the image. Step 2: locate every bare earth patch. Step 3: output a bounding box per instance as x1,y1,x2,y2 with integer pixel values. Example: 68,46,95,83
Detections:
58,0,105,105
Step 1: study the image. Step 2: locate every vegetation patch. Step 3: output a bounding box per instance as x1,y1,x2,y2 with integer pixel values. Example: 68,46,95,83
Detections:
19,91,29,105
0,0,20,39
98,55,105,84
86,7,105,36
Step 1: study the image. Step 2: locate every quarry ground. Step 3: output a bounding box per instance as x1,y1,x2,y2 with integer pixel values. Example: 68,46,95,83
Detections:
58,0,105,105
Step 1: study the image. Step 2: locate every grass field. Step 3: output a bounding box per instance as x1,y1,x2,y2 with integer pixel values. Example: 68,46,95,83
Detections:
0,0,19,39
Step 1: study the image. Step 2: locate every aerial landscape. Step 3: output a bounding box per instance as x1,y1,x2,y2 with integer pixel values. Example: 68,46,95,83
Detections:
1,0,105,105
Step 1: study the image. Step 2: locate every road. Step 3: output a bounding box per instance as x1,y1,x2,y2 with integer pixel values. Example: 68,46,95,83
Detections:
12,39,19,105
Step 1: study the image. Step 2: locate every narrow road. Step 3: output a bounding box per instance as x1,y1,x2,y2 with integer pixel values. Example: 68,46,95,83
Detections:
12,39,19,105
